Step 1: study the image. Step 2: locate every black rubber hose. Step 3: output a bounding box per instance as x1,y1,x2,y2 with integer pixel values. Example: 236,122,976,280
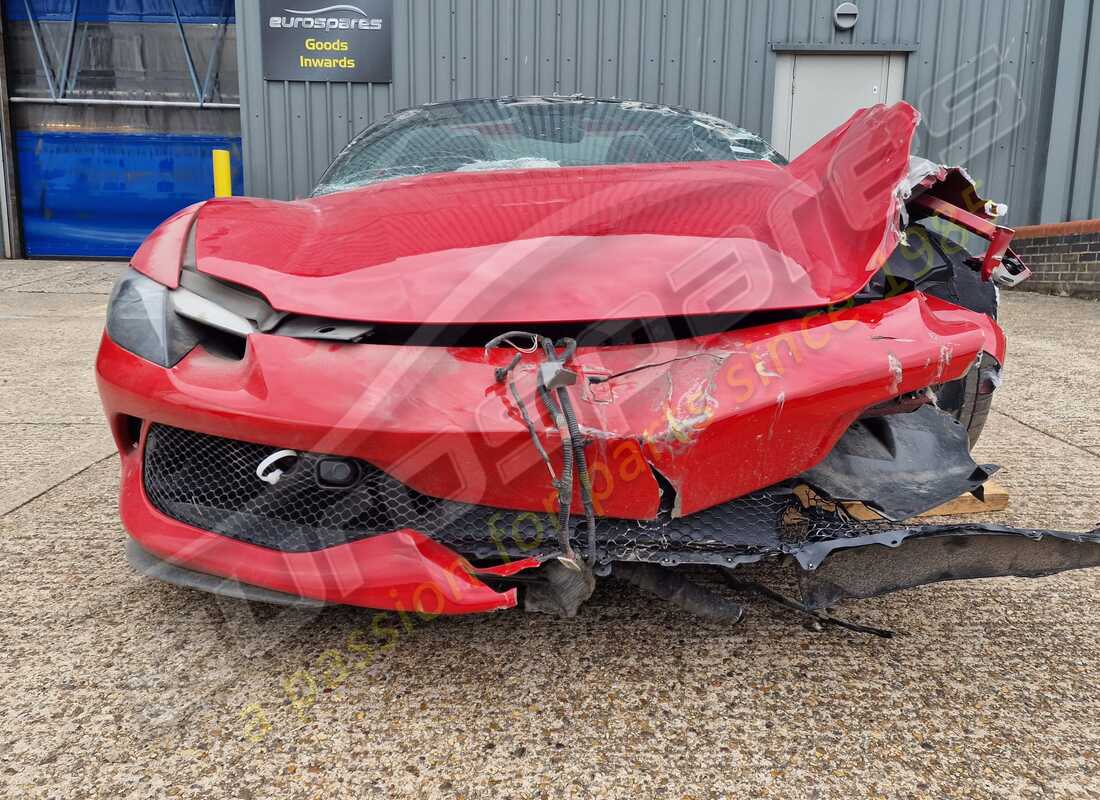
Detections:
543,336,595,566
537,379,574,560
616,563,745,623
555,337,578,362
540,336,557,360
722,573,894,638
551,337,595,566
557,384,598,568
508,378,555,481
487,333,580,562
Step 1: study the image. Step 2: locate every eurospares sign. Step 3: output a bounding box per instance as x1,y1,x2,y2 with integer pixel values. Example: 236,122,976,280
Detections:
261,0,392,83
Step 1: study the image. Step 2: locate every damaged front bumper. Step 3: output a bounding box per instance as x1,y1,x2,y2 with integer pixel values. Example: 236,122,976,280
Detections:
120,420,1100,617
118,445,539,613
94,99,1096,621
96,288,1100,618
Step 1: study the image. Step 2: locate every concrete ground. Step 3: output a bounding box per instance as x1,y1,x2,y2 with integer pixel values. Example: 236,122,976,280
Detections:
1,258,1098,800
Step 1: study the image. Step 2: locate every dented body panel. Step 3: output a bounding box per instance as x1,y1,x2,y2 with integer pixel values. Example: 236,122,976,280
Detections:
99,98,1099,620
97,292,1001,519
136,104,919,325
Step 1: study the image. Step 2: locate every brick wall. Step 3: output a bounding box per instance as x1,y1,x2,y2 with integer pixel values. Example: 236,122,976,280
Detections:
1011,219,1100,299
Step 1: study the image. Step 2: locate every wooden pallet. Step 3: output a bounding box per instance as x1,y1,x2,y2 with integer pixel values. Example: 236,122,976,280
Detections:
838,480,1009,521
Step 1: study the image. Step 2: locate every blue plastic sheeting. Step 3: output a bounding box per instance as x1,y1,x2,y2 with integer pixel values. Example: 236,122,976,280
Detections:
16,131,244,258
4,0,234,23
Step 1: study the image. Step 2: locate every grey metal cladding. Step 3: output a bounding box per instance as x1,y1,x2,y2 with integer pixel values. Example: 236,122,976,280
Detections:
1040,0,1100,223
237,0,1072,225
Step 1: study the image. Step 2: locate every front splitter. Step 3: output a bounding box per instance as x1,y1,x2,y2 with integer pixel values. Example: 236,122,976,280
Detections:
794,523,1100,609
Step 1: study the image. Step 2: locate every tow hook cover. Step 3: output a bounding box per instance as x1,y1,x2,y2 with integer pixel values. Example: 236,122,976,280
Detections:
316,458,360,488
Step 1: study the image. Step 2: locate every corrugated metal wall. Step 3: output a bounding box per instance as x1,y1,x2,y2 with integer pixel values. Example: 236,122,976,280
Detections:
237,0,1066,225
1040,0,1099,222
0,16,18,258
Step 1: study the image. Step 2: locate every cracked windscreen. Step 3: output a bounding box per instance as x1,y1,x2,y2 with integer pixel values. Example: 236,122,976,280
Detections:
312,97,786,196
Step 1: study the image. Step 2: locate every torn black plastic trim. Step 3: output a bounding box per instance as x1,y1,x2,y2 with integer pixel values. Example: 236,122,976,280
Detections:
796,523,1100,609
801,405,997,521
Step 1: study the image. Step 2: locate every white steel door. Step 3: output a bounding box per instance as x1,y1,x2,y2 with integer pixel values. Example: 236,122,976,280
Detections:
771,52,907,159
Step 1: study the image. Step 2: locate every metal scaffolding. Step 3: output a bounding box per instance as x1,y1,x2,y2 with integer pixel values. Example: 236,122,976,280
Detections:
12,0,240,110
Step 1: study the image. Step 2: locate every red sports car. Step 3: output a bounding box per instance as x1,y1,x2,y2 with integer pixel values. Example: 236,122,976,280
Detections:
97,96,1100,625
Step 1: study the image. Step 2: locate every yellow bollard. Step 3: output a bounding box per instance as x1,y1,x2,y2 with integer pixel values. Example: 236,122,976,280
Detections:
212,149,232,197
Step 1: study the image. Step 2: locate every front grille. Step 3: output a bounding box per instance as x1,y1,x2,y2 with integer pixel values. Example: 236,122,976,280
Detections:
142,424,891,565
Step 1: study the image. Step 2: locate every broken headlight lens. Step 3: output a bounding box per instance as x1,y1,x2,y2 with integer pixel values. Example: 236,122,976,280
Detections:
106,269,201,367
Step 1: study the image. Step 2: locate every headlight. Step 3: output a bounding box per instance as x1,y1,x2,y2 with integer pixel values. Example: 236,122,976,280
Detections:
106,269,202,367
107,266,374,366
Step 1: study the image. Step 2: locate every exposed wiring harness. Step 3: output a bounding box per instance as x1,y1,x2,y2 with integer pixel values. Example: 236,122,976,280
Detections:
536,377,576,561
486,332,599,569
722,573,895,638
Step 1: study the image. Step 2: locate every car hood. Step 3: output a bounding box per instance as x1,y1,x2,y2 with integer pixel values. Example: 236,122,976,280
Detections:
159,103,920,325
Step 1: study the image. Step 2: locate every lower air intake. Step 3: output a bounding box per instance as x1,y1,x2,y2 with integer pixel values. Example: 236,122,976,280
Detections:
142,423,892,564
